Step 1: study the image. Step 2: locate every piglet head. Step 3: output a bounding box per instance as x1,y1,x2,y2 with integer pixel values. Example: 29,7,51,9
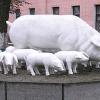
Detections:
53,59,66,71
75,52,89,62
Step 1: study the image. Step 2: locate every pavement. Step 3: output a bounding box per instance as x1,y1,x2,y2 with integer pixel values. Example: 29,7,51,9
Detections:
0,66,100,84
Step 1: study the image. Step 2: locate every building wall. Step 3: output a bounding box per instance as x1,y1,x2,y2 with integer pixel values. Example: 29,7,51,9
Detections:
9,0,100,28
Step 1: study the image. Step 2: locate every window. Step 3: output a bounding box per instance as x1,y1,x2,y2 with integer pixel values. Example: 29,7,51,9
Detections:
15,9,21,18
29,8,35,15
95,5,100,32
52,7,59,15
72,6,80,17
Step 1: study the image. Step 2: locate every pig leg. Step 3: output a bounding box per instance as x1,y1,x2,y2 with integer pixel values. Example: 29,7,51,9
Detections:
27,65,36,76
72,62,78,74
3,65,8,75
12,65,17,74
66,60,73,75
44,65,50,76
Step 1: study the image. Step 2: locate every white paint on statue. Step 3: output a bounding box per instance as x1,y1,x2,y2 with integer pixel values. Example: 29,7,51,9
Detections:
6,15,100,61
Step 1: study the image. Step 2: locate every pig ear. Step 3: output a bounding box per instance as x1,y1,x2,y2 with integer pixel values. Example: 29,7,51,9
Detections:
79,50,89,58
91,35,100,47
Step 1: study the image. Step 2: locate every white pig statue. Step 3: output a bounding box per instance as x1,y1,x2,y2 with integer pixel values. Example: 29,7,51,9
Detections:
25,52,65,76
6,15,100,61
1,52,18,75
55,51,89,74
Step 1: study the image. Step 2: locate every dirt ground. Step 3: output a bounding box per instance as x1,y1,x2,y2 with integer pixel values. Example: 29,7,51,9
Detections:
0,65,100,84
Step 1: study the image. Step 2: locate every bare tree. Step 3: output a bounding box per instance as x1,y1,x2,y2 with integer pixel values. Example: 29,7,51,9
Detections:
10,0,30,14
0,0,28,48
0,0,28,32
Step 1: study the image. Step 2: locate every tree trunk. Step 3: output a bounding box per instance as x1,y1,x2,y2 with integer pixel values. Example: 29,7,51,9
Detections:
0,0,11,49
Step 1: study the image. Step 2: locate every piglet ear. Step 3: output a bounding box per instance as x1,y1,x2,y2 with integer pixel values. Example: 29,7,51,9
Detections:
79,50,89,58
91,35,100,47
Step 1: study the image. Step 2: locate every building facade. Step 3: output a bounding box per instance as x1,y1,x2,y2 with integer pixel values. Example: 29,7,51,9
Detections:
9,0,100,32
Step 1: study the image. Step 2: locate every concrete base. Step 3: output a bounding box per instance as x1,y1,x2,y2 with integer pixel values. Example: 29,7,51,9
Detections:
0,82,5,100
7,83,62,100
64,83,100,100
0,70,100,100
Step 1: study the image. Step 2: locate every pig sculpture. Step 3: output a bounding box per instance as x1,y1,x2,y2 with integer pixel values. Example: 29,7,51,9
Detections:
6,15,100,60
6,46,41,60
6,46,40,68
25,52,65,76
0,52,18,75
55,51,89,74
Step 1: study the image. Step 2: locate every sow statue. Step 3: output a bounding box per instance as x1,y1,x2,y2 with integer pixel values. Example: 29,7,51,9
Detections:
6,15,100,60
